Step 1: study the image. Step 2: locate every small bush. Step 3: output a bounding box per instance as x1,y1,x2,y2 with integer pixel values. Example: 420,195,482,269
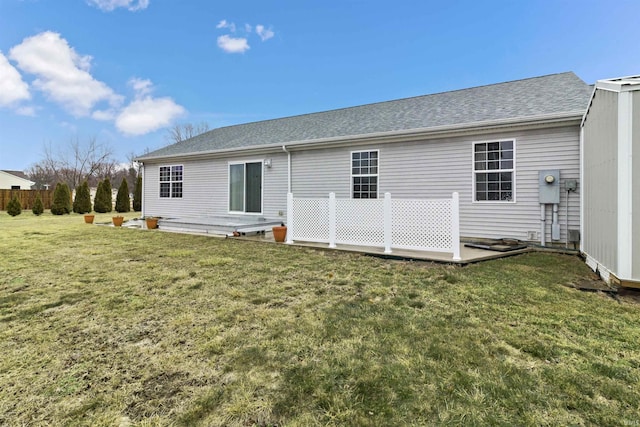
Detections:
32,193,44,216
94,181,105,213
115,178,130,213
51,183,71,215
102,178,113,213
94,180,113,213
133,175,142,212
73,180,92,214
7,195,22,216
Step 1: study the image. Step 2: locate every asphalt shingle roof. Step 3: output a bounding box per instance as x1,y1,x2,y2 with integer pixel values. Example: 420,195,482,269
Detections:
139,72,592,160
1,170,31,181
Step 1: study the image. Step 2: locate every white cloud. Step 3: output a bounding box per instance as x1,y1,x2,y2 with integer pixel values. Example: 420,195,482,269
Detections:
16,106,36,116
215,20,274,53
116,97,185,135
92,109,117,121
255,25,275,41
128,77,153,96
216,19,236,32
0,51,30,106
9,31,122,116
87,0,149,12
217,35,250,54
115,78,185,135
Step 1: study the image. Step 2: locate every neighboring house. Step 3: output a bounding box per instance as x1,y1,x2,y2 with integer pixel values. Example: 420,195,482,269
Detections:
581,76,640,286
137,72,591,242
0,170,35,190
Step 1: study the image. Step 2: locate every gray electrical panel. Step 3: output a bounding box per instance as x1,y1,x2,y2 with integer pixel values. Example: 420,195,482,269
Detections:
539,170,560,204
565,179,578,192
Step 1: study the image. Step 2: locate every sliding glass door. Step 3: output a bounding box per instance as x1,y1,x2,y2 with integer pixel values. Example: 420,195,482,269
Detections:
229,161,262,213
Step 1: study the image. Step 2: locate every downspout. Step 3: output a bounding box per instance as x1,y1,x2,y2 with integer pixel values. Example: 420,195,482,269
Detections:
282,145,291,193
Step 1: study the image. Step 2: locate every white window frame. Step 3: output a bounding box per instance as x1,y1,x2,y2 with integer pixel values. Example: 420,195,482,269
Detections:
350,149,379,199
159,164,183,199
228,159,264,215
472,139,516,203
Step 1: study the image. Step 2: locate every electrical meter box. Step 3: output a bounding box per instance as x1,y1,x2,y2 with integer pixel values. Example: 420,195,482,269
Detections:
539,170,560,204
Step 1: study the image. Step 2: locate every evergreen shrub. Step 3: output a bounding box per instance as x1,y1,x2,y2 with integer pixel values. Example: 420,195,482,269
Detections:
32,193,44,216
133,175,142,212
73,181,92,214
7,195,21,216
51,183,71,215
115,178,130,213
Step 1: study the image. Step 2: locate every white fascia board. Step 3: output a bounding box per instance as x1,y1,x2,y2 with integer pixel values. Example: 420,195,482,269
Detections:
579,126,585,253
581,85,599,128
596,76,640,93
617,91,633,279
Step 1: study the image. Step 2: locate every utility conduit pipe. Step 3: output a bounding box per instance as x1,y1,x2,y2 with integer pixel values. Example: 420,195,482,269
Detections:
552,203,560,241
540,204,546,247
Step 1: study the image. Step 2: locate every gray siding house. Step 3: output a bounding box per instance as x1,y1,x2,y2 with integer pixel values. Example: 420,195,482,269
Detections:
137,72,592,246
581,76,640,287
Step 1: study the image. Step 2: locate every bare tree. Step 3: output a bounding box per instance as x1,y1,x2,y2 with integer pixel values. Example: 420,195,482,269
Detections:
26,163,56,190
166,122,210,144
30,137,117,190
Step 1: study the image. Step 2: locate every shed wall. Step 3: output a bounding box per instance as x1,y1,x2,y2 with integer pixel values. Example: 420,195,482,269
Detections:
291,125,581,241
143,151,288,220
582,89,619,272
0,172,33,189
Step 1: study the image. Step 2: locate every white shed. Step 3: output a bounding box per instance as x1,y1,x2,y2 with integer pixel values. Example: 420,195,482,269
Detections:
581,76,640,287
0,170,34,190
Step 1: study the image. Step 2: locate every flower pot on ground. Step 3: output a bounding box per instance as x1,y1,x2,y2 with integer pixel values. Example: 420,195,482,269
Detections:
84,214,95,224
112,216,124,227
145,217,158,229
272,223,287,243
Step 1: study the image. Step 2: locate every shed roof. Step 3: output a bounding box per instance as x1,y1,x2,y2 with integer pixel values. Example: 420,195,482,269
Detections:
139,72,592,161
1,170,32,181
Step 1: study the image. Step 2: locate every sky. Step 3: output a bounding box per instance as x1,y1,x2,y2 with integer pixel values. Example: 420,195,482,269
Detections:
0,0,638,172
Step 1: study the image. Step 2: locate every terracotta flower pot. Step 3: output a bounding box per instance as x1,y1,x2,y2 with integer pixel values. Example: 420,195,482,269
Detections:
84,214,95,224
146,217,158,229
272,225,287,243
112,216,124,227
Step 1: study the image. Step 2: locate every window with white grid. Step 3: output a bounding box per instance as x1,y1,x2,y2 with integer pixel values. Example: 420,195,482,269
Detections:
473,140,514,202
351,150,378,199
159,165,183,198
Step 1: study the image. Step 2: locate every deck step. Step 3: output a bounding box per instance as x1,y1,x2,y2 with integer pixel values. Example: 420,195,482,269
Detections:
157,217,282,235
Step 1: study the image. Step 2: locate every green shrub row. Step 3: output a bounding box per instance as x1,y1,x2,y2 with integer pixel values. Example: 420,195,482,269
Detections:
7,176,143,216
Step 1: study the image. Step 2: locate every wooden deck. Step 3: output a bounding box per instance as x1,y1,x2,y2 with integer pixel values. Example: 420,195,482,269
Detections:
238,231,533,265
156,216,283,235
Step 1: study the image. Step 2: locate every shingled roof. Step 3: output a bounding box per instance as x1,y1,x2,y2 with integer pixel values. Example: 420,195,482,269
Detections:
1,170,31,181
138,72,592,161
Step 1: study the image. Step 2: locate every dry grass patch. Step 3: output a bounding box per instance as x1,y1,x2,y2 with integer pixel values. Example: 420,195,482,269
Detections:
0,212,639,426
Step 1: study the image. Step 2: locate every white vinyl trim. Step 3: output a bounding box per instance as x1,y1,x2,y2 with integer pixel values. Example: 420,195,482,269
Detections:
579,127,584,252
158,164,184,199
350,149,380,199
471,139,516,204
617,91,633,279
227,159,264,215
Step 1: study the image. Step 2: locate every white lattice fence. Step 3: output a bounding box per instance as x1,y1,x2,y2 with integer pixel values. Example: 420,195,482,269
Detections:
391,198,453,251
290,198,330,243
335,199,385,246
287,192,460,260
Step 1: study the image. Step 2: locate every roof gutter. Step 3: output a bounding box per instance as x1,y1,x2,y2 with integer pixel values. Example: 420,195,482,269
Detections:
136,111,584,163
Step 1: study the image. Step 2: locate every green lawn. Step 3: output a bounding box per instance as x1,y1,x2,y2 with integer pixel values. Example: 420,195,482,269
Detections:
0,212,639,426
